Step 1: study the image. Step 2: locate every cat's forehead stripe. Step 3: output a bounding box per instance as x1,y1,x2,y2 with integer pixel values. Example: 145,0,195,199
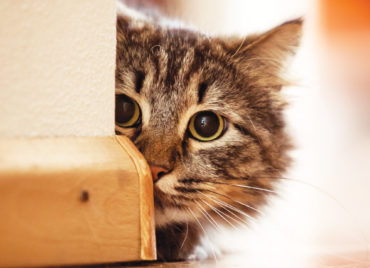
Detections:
134,71,145,94
197,82,207,104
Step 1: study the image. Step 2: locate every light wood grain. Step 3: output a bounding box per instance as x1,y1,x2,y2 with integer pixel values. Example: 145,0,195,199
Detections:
0,136,156,267
116,136,156,260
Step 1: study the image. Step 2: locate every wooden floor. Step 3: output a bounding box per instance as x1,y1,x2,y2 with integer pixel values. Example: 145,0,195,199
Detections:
90,251,370,268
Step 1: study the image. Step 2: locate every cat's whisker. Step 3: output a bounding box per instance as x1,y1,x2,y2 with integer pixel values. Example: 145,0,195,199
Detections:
187,207,218,262
255,175,348,201
205,180,276,198
179,221,189,250
198,197,238,230
246,57,286,67
246,114,262,146
194,199,222,232
198,190,258,224
219,204,251,227
211,196,256,223
199,192,250,226
203,188,265,217
233,184,276,193
230,35,247,58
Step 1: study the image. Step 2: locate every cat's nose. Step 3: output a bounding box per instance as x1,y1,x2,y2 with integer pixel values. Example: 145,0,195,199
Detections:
149,165,169,182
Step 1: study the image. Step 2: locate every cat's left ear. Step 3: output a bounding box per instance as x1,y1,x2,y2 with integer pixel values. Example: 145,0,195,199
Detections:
227,19,303,88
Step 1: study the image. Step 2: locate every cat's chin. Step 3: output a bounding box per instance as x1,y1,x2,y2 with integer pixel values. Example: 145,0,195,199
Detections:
154,206,194,228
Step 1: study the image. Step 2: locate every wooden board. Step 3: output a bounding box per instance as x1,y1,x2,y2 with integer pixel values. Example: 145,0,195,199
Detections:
0,136,156,267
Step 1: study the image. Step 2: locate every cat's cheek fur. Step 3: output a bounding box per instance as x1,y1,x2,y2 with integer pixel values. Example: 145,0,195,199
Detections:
154,172,202,227
155,172,179,196
155,207,193,228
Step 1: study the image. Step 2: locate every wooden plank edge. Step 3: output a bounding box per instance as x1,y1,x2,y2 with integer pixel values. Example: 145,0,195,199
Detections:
0,136,146,266
115,135,157,261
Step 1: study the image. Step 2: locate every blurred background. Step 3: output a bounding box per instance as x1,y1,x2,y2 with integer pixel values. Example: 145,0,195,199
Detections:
1,0,369,267
125,0,370,267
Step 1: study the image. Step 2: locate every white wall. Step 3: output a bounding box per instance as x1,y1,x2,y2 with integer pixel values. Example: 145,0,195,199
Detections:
0,0,116,136
161,0,308,35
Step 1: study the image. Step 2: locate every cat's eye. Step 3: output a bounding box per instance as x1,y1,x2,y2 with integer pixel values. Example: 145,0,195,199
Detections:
115,95,141,128
188,111,225,141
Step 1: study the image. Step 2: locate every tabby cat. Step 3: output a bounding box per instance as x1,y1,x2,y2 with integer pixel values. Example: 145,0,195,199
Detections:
115,3,302,261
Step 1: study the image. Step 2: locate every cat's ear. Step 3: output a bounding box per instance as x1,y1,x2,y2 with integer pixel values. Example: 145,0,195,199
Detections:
228,19,303,88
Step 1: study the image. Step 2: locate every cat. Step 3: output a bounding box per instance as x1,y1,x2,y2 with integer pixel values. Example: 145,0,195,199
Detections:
115,3,302,261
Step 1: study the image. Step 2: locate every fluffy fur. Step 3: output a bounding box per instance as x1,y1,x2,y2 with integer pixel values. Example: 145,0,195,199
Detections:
115,4,302,261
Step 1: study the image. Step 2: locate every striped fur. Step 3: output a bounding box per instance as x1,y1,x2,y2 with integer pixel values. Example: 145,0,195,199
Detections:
116,5,302,261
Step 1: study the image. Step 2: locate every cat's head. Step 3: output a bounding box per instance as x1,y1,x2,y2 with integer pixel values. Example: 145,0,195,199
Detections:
115,7,302,227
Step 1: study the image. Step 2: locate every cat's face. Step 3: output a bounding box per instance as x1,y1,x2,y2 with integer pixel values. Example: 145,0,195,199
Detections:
115,13,301,227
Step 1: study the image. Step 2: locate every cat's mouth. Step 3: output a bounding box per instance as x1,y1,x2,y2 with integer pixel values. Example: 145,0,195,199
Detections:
153,182,201,227
152,172,194,211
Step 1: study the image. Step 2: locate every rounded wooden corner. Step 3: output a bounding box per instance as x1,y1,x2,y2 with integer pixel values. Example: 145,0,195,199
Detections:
115,135,157,260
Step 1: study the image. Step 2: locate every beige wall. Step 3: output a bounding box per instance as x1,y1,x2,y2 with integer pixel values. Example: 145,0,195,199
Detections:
0,0,116,136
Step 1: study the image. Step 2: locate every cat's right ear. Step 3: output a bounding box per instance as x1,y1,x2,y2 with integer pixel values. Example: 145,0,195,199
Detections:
225,19,303,88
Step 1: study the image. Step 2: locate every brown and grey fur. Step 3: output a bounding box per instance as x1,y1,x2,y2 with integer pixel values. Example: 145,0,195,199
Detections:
115,4,302,261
